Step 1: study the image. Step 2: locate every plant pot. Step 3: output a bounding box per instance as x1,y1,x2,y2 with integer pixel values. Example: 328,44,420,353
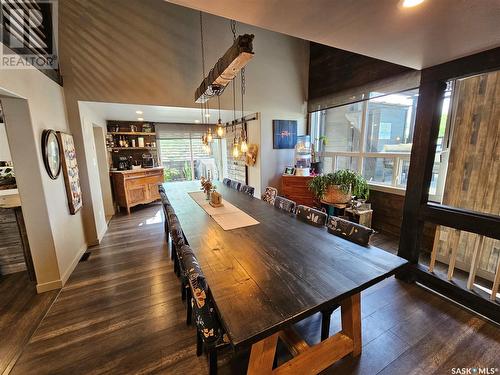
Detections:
323,185,351,204
310,161,322,174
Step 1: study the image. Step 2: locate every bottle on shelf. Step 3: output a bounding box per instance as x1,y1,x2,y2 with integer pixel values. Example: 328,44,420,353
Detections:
131,138,136,147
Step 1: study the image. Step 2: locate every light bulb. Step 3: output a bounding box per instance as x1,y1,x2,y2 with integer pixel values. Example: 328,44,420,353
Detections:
207,133,213,143
240,140,248,153
232,145,240,158
217,125,224,137
401,0,424,7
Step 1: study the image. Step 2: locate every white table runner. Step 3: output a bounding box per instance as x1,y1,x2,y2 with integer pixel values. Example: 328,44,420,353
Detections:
188,191,260,230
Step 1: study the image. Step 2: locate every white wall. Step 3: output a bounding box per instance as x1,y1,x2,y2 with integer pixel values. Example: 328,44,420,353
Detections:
0,123,12,161
92,126,114,218
59,0,308,214
77,102,109,243
0,61,87,292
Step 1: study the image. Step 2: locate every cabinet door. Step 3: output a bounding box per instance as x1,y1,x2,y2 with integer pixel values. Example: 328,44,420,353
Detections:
128,186,147,205
147,183,160,201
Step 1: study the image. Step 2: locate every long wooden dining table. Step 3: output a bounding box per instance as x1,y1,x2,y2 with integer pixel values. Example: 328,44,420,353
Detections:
163,181,408,374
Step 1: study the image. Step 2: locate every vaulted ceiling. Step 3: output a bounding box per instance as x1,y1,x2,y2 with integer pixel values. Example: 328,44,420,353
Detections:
166,0,500,69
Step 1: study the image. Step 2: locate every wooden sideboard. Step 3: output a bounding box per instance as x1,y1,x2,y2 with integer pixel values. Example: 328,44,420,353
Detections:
281,175,316,207
111,167,164,214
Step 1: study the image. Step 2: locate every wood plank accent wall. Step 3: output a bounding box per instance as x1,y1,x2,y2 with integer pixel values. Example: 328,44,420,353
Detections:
308,43,413,100
435,71,500,277
368,190,435,251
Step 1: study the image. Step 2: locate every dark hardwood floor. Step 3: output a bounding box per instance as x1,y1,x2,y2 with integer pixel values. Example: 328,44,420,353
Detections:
0,272,58,375
6,203,500,374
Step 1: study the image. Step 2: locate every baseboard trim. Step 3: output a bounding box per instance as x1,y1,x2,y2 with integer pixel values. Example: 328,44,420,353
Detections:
60,243,88,286
36,279,63,293
97,223,108,243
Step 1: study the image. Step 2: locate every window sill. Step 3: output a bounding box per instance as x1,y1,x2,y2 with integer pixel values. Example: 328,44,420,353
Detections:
368,182,406,196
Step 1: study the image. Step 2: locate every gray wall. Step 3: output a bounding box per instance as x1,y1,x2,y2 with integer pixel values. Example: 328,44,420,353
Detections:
59,1,308,236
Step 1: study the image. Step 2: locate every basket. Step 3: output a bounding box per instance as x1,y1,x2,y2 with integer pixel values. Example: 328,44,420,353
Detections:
323,185,351,204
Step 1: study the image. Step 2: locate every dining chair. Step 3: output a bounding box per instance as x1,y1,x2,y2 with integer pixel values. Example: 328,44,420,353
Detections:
239,184,255,197
222,178,231,186
185,254,228,375
261,186,278,205
326,216,375,246
230,180,241,190
274,196,297,213
296,205,328,227
169,214,186,276
320,216,375,341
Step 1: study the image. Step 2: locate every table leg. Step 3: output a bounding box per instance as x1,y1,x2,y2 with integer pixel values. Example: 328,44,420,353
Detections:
247,332,279,375
246,293,362,375
341,293,361,356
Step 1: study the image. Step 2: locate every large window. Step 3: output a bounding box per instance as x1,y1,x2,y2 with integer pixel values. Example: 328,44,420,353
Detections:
158,137,222,182
310,88,419,190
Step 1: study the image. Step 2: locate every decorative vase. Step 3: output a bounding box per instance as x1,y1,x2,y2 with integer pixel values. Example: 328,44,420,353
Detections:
323,185,351,204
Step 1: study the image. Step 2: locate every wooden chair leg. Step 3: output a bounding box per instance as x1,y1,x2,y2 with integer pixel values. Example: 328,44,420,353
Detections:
196,330,203,356
181,281,186,301
208,348,217,375
186,291,192,326
321,308,334,341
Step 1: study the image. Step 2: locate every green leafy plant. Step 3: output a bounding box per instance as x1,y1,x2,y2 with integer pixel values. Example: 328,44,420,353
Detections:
308,169,369,200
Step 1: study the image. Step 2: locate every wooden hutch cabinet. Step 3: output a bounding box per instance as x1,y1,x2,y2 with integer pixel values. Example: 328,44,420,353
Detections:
110,167,164,214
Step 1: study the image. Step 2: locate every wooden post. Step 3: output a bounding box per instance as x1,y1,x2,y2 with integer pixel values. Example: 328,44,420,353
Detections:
429,225,441,272
466,235,484,290
447,229,461,280
491,256,500,301
398,80,447,266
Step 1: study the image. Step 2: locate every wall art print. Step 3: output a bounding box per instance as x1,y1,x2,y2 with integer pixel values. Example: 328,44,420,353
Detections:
57,132,82,214
273,120,297,149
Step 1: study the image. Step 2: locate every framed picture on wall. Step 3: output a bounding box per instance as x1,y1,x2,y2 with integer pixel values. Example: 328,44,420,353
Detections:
57,132,83,214
273,120,297,149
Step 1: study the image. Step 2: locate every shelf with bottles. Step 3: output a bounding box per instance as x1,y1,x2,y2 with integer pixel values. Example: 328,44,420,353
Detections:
106,121,157,149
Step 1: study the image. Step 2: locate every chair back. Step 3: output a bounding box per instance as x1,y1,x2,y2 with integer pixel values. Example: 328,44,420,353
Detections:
185,252,221,346
169,214,185,247
326,216,374,246
274,196,296,213
222,178,231,186
262,186,278,205
230,180,241,190
239,185,255,197
296,205,327,227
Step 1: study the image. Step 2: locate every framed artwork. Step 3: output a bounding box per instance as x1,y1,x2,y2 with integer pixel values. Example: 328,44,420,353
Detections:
57,132,83,214
284,166,295,175
41,129,61,180
273,120,297,149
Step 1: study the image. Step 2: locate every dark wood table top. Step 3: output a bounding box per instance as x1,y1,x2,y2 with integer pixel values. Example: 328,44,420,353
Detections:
163,181,408,349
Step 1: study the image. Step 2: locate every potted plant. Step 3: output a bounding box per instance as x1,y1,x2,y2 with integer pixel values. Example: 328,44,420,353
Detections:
308,169,369,204
310,136,328,174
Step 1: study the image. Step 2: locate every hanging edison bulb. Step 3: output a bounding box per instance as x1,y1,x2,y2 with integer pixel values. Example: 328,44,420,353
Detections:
240,125,248,153
232,137,240,158
217,120,224,137
207,128,213,143
240,139,248,153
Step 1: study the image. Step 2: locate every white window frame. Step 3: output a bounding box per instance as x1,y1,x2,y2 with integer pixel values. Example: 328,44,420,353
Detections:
314,99,414,195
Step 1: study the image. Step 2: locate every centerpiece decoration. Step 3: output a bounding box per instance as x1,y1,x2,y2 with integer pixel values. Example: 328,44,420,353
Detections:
308,169,369,204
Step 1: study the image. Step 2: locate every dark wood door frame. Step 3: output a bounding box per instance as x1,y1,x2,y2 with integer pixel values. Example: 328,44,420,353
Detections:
397,47,500,323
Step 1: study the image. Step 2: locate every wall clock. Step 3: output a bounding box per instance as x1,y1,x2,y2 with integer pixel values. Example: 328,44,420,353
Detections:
42,129,61,180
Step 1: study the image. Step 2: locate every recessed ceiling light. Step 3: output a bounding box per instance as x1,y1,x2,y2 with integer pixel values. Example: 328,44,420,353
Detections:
401,0,425,8
136,110,143,115
138,117,144,121
195,120,200,123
